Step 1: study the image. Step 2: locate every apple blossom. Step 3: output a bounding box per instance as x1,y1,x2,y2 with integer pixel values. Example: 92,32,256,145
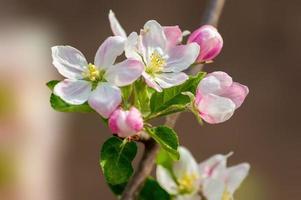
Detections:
52,36,144,118
108,11,200,92
187,25,223,63
195,71,249,124
108,107,143,138
156,147,202,200
199,154,250,200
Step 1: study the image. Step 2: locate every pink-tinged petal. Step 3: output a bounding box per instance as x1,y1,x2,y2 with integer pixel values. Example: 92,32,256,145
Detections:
108,108,122,133
197,94,235,124
199,154,228,179
142,72,162,92
141,20,167,61
88,82,122,118
203,179,225,200
108,10,127,38
207,71,233,90
126,107,143,132
164,43,200,72
94,36,125,69
154,72,188,89
220,82,249,109
156,165,178,195
188,25,223,62
51,46,88,79
125,32,143,61
164,26,182,47
225,163,250,194
104,59,144,87
53,79,92,105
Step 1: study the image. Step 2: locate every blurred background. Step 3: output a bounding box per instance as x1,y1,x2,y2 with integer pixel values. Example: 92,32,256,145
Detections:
0,0,300,199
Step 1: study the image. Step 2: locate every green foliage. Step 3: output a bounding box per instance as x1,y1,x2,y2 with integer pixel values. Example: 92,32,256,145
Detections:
134,79,154,117
146,126,179,160
138,177,171,200
148,72,206,119
156,148,174,172
100,137,137,185
46,80,94,113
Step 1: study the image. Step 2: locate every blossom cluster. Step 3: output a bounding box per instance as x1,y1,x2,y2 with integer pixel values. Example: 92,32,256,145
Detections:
47,10,250,200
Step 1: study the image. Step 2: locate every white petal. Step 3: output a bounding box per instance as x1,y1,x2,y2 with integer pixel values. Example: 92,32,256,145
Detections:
156,165,178,195
164,43,200,72
197,76,223,96
154,72,188,89
203,179,225,200
53,79,92,105
94,36,125,69
105,59,144,87
51,46,88,79
225,163,250,194
197,94,236,124
175,194,201,200
142,72,162,92
199,154,228,179
88,82,122,118
141,20,167,62
108,10,127,38
173,147,200,182
125,32,143,61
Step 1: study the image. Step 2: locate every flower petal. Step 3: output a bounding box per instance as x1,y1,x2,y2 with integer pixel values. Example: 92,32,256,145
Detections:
203,179,225,200
104,59,144,87
154,72,188,89
197,94,236,124
156,165,178,195
141,20,167,62
175,194,201,200
220,82,249,109
142,72,162,92
53,79,92,105
164,26,182,47
88,82,122,118
164,43,200,72
94,36,125,69
199,154,228,179
173,147,200,183
225,163,250,194
51,46,88,79
125,32,143,61
108,10,127,38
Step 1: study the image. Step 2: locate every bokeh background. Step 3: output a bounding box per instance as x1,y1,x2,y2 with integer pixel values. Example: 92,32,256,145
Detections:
0,0,300,199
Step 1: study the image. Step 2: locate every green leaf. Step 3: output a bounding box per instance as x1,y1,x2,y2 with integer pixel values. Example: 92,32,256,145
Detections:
149,72,206,118
108,182,127,196
138,177,170,200
50,94,94,113
156,148,174,172
46,80,60,91
100,137,138,185
134,79,154,117
146,126,179,160
47,80,94,113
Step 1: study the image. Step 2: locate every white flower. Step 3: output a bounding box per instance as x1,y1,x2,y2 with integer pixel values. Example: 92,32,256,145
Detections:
108,10,200,92
52,36,144,118
199,153,250,200
156,147,202,200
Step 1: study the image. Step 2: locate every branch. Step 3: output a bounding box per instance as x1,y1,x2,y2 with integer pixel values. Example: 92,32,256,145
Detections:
120,1,226,199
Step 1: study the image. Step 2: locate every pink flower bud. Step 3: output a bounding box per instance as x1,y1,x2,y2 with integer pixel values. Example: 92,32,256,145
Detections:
108,107,143,138
187,25,223,62
195,71,249,124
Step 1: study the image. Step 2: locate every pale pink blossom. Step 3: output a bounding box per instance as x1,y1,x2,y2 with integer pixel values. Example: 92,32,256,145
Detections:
108,107,143,138
52,36,144,118
188,25,223,62
195,71,249,124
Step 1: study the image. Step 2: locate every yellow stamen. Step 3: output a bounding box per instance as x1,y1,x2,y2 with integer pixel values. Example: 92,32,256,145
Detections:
178,173,198,194
83,63,101,81
222,189,233,200
146,50,166,75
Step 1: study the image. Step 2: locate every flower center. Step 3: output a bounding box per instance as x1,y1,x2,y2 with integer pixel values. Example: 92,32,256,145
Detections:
146,50,166,75
83,63,103,81
178,173,198,194
222,189,233,200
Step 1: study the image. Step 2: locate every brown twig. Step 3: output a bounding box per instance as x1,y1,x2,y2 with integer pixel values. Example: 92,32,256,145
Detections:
120,1,226,199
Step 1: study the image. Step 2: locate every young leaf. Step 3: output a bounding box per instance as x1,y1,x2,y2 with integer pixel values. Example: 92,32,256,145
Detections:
149,72,206,118
47,80,94,113
100,137,137,185
138,177,171,200
156,148,174,172
134,79,154,117
146,126,179,160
